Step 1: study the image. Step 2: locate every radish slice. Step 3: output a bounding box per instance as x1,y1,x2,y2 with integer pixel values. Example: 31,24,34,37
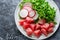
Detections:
32,12,38,20
23,6,32,12
20,9,28,18
23,2,32,8
29,10,36,18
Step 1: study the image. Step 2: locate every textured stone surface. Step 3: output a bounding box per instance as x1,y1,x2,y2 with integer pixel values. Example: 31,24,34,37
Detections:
0,0,60,40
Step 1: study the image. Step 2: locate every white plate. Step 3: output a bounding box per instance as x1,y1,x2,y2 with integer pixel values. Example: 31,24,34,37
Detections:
14,0,60,40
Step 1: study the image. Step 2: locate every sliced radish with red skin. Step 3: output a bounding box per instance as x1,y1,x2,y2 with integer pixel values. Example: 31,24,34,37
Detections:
20,9,28,18
28,10,36,18
23,6,32,12
32,12,38,20
23,2,32,8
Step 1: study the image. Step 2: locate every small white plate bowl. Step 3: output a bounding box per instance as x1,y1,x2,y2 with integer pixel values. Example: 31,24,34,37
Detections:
14,0,60,40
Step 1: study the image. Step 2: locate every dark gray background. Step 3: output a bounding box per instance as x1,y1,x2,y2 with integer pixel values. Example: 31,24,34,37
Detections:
0,0,60,40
